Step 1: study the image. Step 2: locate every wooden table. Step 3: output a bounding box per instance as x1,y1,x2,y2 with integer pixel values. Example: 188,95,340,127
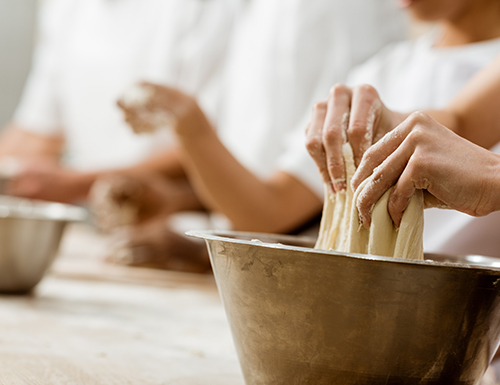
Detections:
0,224,245,385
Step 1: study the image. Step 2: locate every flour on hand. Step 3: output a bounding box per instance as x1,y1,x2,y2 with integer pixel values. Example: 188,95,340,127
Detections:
315,143,424,260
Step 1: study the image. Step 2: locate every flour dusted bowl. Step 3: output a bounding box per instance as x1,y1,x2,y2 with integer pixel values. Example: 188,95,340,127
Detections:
188,230,500,385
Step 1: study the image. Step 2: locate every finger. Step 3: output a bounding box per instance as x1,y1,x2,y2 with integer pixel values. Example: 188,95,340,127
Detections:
305,101,331,189
422,191,449,210
355,131,416,227
323,84,352,191
387,161,418,228
117,99,126,110
348,85,382,167
351,112,420,191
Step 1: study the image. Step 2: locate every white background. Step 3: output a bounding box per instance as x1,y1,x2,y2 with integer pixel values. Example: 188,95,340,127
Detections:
0,0,37,127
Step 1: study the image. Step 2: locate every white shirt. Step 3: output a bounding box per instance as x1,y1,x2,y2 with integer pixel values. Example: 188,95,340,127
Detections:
14,0,238,171
346,31,500,257
217,0,407,191
347,30,500,111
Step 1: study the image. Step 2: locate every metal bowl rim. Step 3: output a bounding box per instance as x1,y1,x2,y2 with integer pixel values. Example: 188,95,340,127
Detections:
186,229,500,274
0,196,87,222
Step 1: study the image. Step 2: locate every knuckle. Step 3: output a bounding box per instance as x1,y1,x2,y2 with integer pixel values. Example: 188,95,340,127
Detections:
356,193,372,218
313,101,327,112
329,83,350,99
327,158,344,177
406,125,427,145
371,166,385,185
407,111,430,126
363,144,377,160
355,84,379,99
323,127,342,145
348,119,369,137
305,137,323,155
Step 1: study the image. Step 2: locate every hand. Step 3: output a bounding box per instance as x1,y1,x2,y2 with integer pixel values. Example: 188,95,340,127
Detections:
306,84,406,192
351,112,500,227
90,172,202,231
6,161,91,203
117,82,206,137
105,215,211,274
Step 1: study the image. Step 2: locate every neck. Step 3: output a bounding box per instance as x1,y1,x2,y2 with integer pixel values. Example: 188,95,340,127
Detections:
436,2,500,47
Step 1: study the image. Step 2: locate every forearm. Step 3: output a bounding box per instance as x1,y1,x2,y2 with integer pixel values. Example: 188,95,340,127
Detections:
427,54,500,149
176,113,321,233
423,109,461,134
0,124,63,161
118,83,322,232
483,152,500,215
126,147,185,178
64,172,99,201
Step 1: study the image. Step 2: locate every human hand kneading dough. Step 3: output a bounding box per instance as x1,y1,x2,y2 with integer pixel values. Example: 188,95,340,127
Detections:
306,84,407,192
90,172,202,232
352,112,500,228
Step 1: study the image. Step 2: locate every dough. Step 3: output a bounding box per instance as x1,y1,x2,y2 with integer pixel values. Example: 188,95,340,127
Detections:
315,143,424,260
119,84,176,134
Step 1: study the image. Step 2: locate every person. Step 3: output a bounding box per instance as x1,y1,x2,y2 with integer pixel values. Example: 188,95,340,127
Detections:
306,0,500,257
0,0,239,204
348,112,500,385
350,112,500,226
306,51,500,224
102,0,408,269
306,51,500,385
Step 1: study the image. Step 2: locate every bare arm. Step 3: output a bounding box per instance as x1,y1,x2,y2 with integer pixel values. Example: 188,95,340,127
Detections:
126,146,186,179
0,123,63,162
176,113,321,232
351,113,500,227
306,54,500,193
427,54,500,149
343,54,500,225
121,84,322,233
0,124,190,204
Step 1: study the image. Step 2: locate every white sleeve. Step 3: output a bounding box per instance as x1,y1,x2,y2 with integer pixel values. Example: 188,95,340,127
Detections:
171,0,241,123
12,0,68,136
276,115,325,199
276,0,408,198
291,0,408,114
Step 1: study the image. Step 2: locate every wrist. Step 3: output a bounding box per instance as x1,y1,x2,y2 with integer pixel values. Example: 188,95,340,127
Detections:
174,103,213,141
70,171,98,200
487,153,500,214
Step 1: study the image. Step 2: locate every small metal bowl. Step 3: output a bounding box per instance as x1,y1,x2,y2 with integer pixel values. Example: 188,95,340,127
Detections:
188,230,500,385
0,196,87,293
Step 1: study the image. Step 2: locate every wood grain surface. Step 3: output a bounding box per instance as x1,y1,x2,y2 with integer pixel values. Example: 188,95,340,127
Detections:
0,224,244,384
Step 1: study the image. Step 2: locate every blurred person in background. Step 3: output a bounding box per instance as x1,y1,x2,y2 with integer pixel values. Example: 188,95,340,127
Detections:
305,0,500,259
99,0,408,271
0,0,239,210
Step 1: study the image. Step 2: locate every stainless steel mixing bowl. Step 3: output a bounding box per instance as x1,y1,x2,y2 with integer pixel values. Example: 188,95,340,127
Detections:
188,230,500,385
0,196,87,293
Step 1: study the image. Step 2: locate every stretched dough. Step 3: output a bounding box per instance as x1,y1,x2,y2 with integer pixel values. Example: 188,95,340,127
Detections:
315,143,424,260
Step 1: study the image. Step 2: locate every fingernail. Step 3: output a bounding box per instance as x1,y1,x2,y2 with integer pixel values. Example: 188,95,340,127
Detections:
357,212,364,227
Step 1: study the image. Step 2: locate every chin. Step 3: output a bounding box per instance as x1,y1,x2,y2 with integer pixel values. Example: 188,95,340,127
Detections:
397,0,417,9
